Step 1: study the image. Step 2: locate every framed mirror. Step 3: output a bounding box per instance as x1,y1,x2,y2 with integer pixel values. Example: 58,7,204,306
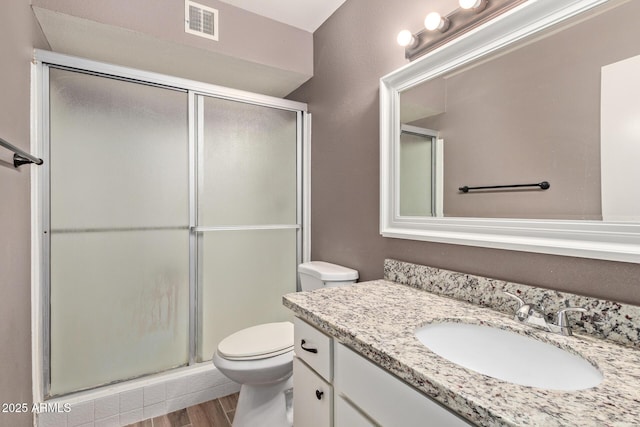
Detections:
380,0,640,263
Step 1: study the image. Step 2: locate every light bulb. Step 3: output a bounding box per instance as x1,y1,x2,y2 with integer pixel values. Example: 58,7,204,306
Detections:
459,0,481,9
424,12,449,32
459,0,487,11
397,30,415,47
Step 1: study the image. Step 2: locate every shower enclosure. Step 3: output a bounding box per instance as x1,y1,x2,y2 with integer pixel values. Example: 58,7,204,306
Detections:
398,125,442,218
33,51,309,398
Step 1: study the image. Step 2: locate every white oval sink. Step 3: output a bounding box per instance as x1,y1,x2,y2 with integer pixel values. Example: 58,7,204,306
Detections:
415,322,603,391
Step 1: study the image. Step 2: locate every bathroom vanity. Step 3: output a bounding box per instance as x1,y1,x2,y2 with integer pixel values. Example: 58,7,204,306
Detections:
284,260,640,426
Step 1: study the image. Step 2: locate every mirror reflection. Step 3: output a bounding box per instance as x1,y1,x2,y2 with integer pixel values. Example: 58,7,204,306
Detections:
399,0,640,221
399,125,442,217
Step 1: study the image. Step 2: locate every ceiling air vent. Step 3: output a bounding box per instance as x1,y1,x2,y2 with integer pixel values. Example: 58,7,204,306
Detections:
185,0,219,41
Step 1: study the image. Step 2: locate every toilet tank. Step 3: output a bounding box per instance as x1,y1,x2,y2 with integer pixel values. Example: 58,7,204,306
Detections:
298,261,359,291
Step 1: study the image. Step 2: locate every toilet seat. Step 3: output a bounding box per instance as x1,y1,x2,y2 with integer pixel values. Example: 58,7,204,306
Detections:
217,321,294,361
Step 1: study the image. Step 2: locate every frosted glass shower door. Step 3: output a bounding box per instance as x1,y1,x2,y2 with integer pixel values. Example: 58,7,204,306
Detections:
196,95,299,361
48,69,190,395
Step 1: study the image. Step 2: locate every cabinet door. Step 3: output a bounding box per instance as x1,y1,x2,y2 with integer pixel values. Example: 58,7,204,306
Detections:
334,343,473,426
293,356,333,427
335,395,376,427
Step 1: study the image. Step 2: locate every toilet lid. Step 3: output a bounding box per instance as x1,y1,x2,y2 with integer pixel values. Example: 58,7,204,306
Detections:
217,321,294,360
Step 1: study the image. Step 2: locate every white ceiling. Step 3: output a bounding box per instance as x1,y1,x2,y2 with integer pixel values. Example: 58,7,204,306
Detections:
217,0,348,32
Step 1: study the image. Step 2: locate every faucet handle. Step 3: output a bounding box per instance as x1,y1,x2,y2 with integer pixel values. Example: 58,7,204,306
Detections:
503,291,533,322
554,307,586,335
503,291,525,308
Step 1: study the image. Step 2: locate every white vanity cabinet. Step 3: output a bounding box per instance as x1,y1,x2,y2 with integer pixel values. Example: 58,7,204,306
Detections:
293,317,334,426
293,317,474,427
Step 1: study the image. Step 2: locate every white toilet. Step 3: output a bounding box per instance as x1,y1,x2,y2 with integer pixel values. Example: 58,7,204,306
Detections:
213,261,358,427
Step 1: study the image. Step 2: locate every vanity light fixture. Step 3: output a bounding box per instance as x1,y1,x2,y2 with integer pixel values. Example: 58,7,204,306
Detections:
397,0,527,60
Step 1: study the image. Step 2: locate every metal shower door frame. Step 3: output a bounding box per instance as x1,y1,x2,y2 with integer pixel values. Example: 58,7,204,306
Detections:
32,50,310,399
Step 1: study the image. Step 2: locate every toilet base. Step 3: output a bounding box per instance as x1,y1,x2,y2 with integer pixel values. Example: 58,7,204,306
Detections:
232,375,293,427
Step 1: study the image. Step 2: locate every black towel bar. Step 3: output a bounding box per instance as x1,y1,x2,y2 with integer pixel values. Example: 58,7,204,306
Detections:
0,137,43,168
459,181,550,193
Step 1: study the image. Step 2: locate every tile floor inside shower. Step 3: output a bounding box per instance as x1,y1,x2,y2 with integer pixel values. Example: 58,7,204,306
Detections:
125,392,238,427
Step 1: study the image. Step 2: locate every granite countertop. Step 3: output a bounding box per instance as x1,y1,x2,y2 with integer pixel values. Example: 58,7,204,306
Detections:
283,280,640,427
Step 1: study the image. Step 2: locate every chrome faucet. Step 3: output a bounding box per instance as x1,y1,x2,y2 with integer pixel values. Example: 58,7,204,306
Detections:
503,291,586,336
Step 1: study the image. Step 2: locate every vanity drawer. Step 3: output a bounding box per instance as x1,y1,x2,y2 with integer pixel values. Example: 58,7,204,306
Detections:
294,317,333,381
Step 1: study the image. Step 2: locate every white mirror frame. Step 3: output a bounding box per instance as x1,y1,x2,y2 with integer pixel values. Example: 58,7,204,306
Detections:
380,0,640,263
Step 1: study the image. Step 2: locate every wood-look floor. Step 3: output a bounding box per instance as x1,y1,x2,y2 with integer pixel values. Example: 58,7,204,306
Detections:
126,393,238,427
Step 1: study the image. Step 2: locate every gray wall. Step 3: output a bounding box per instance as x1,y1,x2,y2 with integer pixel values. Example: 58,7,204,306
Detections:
31,0,312,76
0,1,48,426
31,0,313,97
288,0,640,305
